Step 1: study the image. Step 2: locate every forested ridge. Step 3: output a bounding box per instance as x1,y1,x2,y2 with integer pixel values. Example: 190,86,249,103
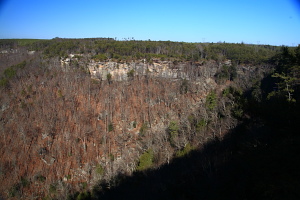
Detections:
0,39,299,199
1,38,280,64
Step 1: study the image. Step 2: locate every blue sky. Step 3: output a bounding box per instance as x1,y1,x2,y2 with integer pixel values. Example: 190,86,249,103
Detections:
0,0,300,46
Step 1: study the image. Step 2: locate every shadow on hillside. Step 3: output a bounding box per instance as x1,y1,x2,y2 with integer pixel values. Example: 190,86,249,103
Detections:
88,117,300,200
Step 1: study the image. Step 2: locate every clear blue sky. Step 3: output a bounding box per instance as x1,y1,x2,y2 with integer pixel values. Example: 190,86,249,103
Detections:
0,0,300,46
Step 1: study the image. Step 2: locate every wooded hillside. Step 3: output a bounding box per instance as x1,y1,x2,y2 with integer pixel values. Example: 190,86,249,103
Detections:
0,39,299,199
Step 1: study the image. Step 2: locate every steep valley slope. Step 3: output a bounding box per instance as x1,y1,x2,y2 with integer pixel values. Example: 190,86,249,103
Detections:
0,41,275,199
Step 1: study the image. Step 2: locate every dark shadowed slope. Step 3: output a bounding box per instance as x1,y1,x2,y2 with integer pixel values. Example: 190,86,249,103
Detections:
88,117,300,200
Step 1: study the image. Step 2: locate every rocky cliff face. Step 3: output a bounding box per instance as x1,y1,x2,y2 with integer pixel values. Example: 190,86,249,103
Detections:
87,60,218,81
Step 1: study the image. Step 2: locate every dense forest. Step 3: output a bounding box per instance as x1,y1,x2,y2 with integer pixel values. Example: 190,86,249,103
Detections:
0,38,299,199
0,38,280,63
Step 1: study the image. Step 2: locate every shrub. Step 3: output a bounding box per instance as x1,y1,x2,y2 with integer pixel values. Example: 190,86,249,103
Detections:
15,61,26,69
215,65,237,83
109,153,114,161
196,119,207,132
95,164,104,175
35,174,46,182
93,54,107,62
80,182,88,190
106,73,112,83
21,176,30,187
66,174,71,180
91,79,100,84
137,149,154,171
76,191,91,200
180,79,189,94
108,123,114,132
206,91,217,110
168,121,179,146
139,123,148,136
133,121,137,128
176,143,194,158
8,184,21,197
57,89,63,98
49,184,57,194
4,67,16,79
127,69,135,79
0,78,8,87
